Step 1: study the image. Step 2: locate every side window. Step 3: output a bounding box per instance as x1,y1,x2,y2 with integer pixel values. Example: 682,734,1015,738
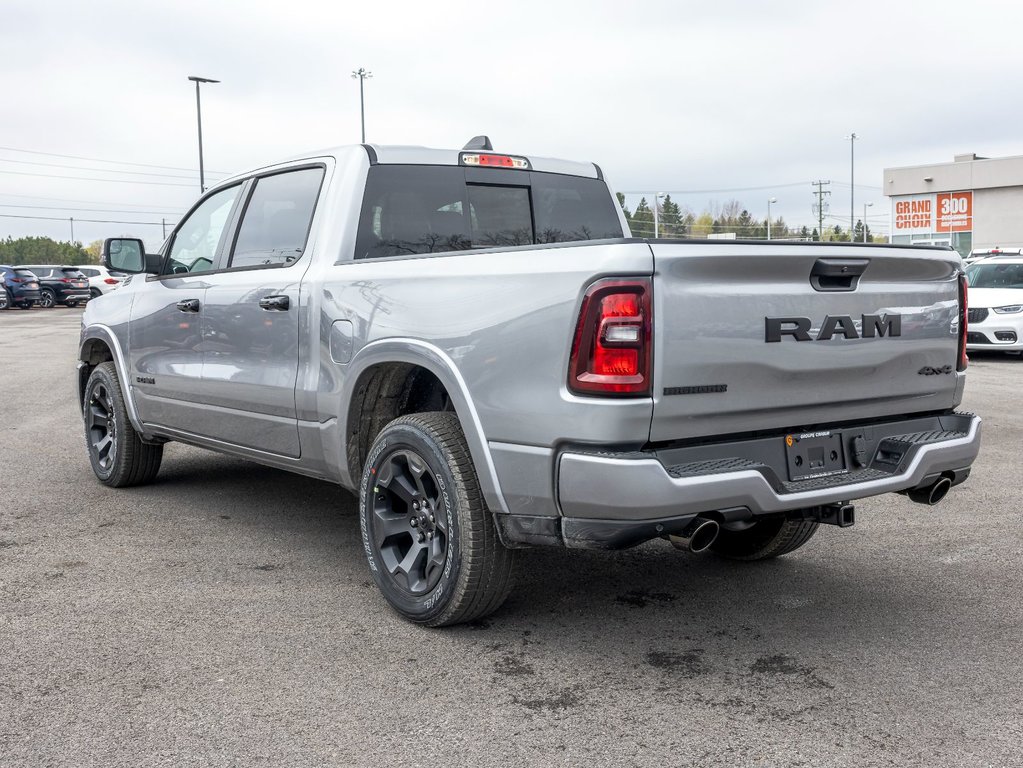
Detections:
79,268,98,277
229,167,324,269
355,166,471,260
166,185,242,275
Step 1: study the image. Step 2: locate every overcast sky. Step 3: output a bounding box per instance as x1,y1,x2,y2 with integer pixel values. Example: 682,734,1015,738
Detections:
2,0,1021,249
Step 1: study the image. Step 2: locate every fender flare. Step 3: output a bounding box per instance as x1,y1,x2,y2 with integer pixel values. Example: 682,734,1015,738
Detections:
339,338,510,516
78,324,149,438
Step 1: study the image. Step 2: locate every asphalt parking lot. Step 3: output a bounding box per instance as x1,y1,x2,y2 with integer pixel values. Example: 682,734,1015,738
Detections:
1,307,1021,768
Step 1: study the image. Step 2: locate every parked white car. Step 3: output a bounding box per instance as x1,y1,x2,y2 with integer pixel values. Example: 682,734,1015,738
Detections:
964,247,1023,266
74,265,126,298
965,258,1023,352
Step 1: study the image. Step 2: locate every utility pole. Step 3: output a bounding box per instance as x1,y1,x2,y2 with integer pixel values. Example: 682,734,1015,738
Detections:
767,197,777,240
162,218,167,240
653,192,663,238
351,68,372,143
845,132,857,240
812,180,831,240
69,217,74,243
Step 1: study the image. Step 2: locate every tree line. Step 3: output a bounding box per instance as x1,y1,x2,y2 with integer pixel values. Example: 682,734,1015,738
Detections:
617,194,879,243
0,236,102,265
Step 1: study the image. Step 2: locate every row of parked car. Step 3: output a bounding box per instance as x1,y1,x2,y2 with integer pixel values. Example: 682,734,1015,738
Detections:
0,264,125,310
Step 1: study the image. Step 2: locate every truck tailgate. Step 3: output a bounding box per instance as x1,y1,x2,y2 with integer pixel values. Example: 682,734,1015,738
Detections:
649,243,963,442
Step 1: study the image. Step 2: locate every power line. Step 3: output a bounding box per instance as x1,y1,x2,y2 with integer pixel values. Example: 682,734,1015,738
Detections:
0,169,199,187
0,157,222,181
0,203,183,216
0,213,170,226
0,191,186,211
0,145,227,175
620,181,811,195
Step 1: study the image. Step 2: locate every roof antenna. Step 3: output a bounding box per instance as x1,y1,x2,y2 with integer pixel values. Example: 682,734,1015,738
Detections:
462,135,493,151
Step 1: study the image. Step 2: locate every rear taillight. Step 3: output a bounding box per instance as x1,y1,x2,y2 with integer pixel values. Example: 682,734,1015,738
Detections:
568,278,652,396
61,278,74,283
9,277,23,283
103,278,119,284
958,273,969,371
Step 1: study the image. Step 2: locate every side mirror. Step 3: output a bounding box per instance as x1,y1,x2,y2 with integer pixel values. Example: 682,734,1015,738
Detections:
103,238,158,274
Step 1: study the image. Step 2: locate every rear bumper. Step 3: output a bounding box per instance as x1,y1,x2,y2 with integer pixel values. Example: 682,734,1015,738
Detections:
555,412,980,548
58,290,91,302
12,289,40,302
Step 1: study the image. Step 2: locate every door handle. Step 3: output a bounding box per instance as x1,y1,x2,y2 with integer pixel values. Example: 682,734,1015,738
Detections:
176,299,201,312
258,295,290,311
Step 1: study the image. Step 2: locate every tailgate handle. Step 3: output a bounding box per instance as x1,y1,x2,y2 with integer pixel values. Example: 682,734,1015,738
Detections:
810,258,869,292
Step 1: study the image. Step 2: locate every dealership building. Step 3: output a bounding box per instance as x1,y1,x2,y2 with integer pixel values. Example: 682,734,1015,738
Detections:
884,152,1023,257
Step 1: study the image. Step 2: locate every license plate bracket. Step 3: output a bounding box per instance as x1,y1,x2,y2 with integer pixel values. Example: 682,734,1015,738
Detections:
785,431,847,481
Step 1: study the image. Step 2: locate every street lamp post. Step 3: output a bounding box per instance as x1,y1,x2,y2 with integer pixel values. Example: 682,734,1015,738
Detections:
653,192,665,238
863,201,873,243
351,68,372,143
844,132,857,240
767,197,777,240
188,75,220,193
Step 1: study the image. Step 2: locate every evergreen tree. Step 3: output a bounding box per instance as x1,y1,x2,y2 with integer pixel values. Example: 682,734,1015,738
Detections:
659,194,686,237
631,198,654,238
615,193,633,229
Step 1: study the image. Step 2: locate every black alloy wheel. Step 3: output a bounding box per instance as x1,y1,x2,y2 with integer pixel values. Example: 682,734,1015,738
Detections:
359,412,516,627
39,289,55,308
369,448,450,595
86,380,117,472
82,362,163,487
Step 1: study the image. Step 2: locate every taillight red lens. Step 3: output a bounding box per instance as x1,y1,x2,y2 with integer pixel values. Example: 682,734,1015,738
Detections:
104,278,118,284
61,278,74,283
957,273,968,371
568,278,652,396
10,277,23,283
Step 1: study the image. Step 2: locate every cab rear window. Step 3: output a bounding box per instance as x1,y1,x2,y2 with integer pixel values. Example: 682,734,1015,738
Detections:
354,165,623,260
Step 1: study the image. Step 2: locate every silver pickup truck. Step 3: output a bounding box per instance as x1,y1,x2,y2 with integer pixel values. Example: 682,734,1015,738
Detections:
78,137,981,626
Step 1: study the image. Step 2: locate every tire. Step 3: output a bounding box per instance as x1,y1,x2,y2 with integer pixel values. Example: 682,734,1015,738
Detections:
83,361,163,487
39,288,56,309
0,290,10,310
18,302,33,310
66,300,78,308
359,412,516,627
90,288,102,299
710,517,819,561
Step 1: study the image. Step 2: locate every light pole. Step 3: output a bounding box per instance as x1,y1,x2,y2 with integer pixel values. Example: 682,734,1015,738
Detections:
863,201,873,243
767,197,777,240
351,68,372,143
653,192,665,238
844,132,857,240
188,75,219,193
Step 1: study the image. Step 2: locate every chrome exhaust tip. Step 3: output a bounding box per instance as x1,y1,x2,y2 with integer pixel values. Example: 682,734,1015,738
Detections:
669,517,721,553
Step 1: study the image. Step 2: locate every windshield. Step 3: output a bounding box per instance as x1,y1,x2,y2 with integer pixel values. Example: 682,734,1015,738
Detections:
966,262,1023,289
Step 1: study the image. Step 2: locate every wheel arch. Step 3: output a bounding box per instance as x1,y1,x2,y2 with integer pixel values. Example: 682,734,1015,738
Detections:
78,325,147,436
339,339,509,516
